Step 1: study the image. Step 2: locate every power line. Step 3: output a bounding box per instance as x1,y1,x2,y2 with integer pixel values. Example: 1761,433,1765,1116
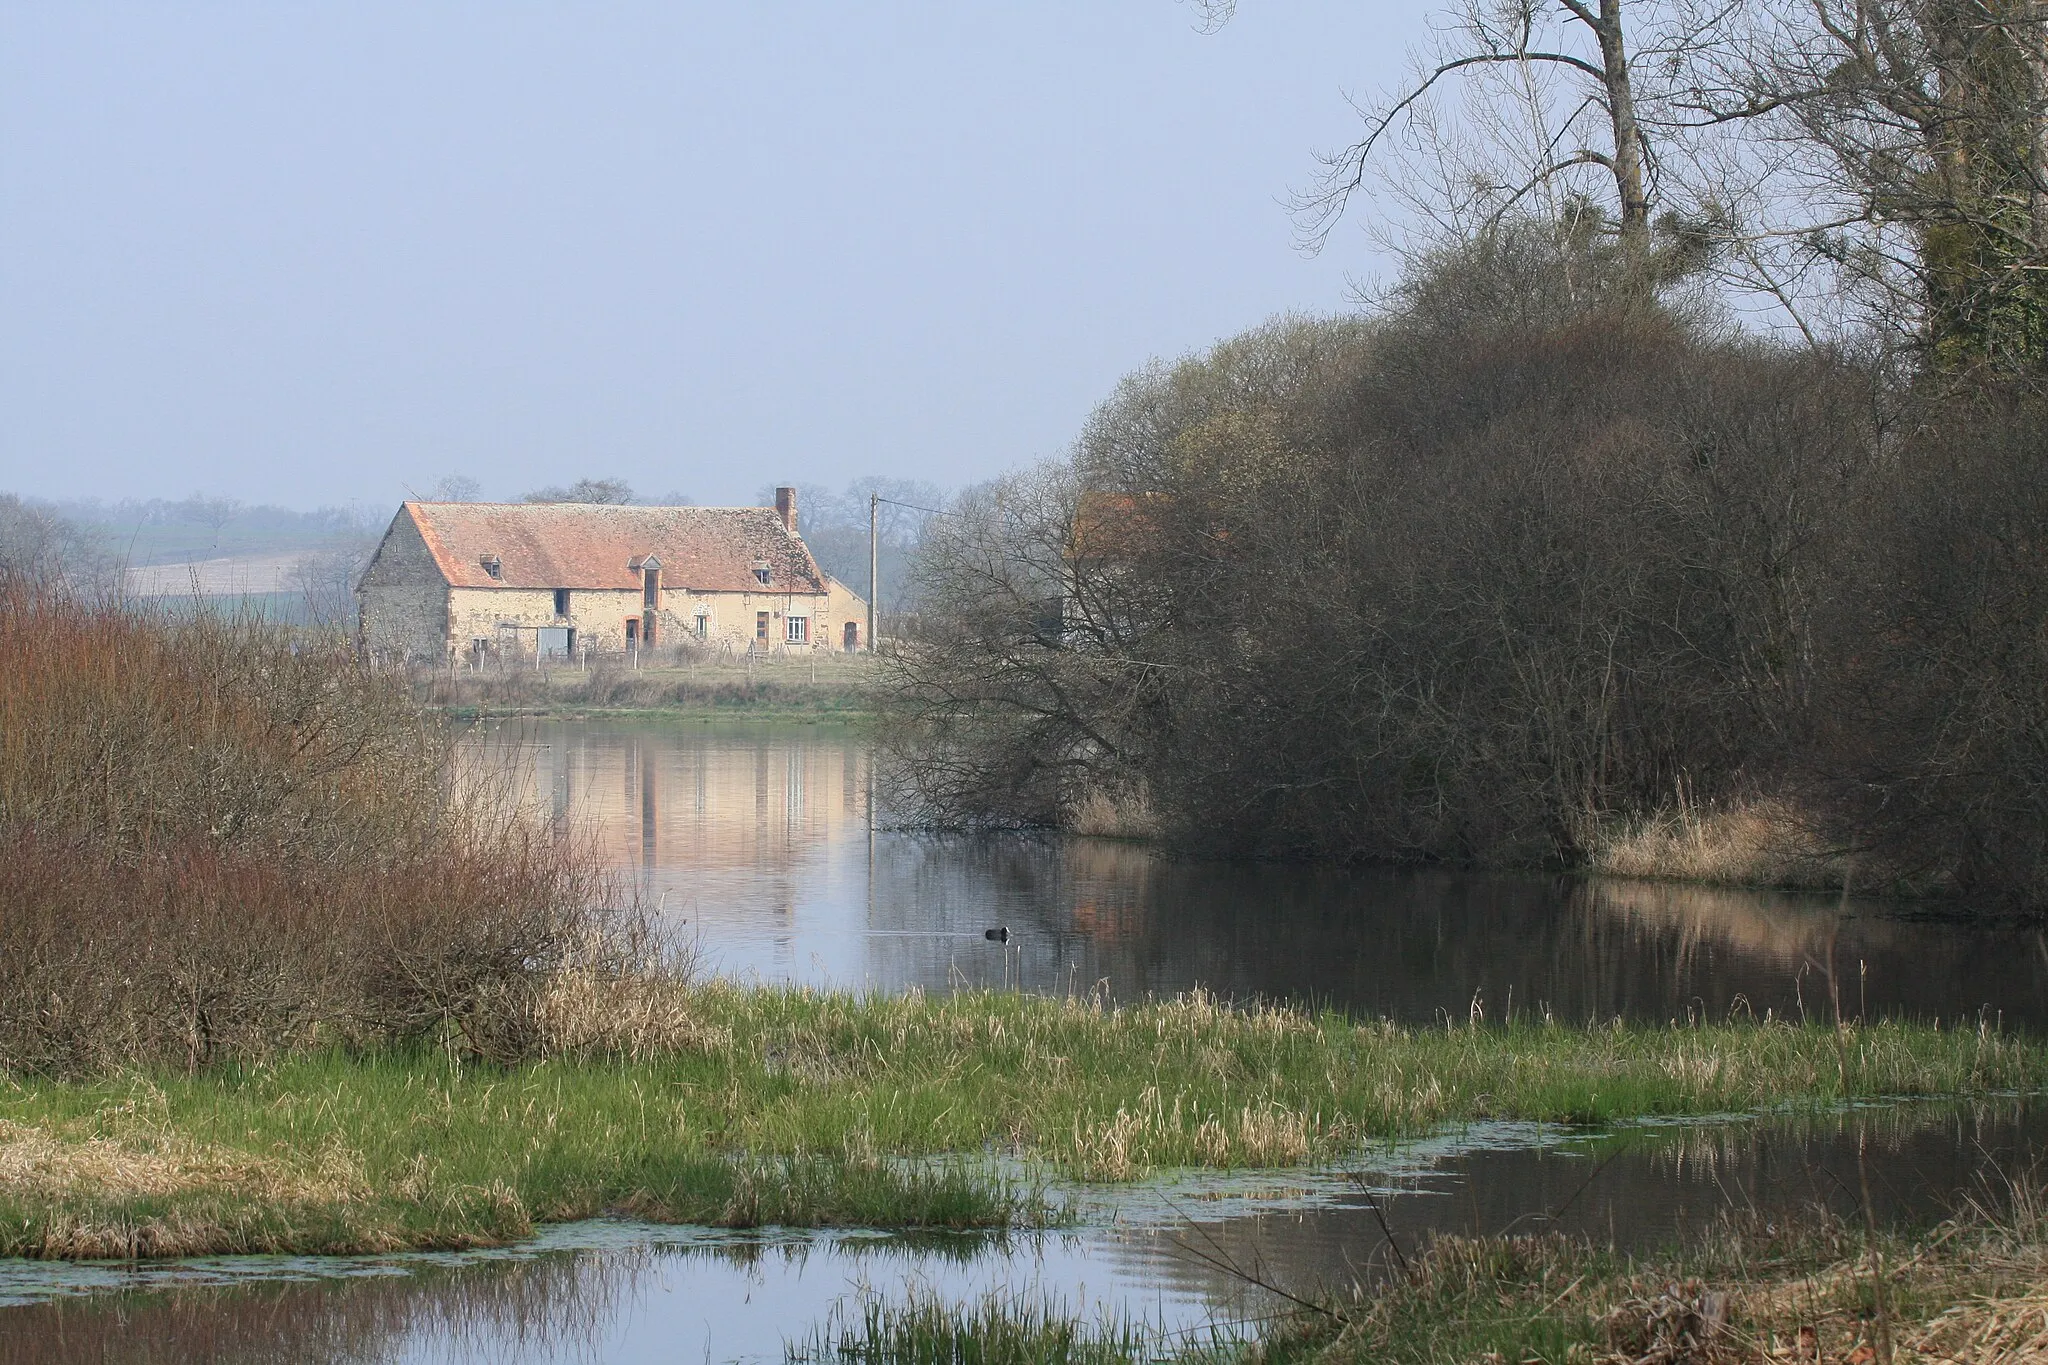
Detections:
871,495,957,518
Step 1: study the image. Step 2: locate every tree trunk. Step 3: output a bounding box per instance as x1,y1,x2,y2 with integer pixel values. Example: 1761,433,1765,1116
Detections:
1592,0,1652,257
2027,2,2048,246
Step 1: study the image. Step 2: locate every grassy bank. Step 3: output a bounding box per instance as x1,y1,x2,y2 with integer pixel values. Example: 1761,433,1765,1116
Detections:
419,656,881,719
3,984,2041,1259
803,1182,2048,1365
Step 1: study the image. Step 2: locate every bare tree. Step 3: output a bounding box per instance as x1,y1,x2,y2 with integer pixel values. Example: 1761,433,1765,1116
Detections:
1293,0,1693,266
287,543,373,633
429,474,483,502
884,239,1883,867
882,462,1157,829
0,496,120,595
792,477,947,611
523,478,633,505
180,493,241,551
1672,0,2048,367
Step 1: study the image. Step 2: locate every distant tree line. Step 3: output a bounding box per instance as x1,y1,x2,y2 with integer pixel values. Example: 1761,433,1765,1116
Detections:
1,494,385,632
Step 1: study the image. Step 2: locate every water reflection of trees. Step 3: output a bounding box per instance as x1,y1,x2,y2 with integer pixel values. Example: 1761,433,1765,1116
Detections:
871,840,2048,1029
0,1231,1053,1365
0,1249,632,1365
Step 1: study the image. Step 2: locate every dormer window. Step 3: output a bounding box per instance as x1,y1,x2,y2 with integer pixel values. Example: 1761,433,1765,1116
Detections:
753,560,772,586
480,554,502,580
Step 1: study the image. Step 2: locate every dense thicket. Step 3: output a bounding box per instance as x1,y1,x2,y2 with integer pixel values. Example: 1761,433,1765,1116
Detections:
883,235,2048,908
0,581,617,1074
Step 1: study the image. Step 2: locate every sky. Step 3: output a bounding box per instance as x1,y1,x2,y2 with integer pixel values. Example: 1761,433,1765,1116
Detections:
0,3,1411,511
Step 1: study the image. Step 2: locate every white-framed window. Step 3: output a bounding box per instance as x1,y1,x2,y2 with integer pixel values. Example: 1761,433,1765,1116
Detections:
785,614,809,645
693,608,710,640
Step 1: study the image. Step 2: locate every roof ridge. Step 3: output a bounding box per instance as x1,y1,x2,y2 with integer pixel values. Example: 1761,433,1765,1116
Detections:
405,501,778,511
387,499,828,594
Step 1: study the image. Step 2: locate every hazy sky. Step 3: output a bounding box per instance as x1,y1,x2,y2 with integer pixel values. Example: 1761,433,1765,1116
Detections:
1,3,1411,510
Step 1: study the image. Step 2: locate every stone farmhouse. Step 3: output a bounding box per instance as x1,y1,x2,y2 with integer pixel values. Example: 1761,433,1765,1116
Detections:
356,487,868,664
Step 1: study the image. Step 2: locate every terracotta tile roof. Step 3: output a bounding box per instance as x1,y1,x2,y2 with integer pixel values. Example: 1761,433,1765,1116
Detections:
404,502,828,593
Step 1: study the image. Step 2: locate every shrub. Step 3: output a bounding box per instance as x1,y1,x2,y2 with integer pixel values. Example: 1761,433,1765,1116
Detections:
0,580,620,1074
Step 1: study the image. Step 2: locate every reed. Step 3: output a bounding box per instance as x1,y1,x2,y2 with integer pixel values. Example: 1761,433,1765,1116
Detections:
3,988,2041,1256
788,1290,1161,1365
1582,791,1858,892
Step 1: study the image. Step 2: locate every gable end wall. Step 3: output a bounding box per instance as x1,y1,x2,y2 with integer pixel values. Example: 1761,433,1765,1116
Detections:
356,512,449,663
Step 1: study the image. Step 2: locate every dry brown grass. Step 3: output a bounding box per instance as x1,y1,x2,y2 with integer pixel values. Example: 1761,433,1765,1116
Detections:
522,961,732,1061
1067,784,1161,840
1585,795,1855,892
1899,1289,2048,1364
1259,1181,2048,1365
0,1118,351,1204
1731,1267,2048,1365
0,1107,405,1259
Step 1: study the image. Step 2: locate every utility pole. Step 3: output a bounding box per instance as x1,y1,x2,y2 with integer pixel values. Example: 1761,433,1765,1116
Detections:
867,492,879,654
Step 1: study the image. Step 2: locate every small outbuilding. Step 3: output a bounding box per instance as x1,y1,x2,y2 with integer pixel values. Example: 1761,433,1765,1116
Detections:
356,487,867,664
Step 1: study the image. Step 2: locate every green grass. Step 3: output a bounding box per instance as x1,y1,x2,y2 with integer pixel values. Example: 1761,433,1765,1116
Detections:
788,1291,1165,1365
2,984,2042,1258
423,659,882,719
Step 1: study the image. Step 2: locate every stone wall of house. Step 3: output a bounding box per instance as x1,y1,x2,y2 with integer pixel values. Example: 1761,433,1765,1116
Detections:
824,577,869,650
672,587,840,653
356,515,448,663
446,587,562,660
444,584,849,657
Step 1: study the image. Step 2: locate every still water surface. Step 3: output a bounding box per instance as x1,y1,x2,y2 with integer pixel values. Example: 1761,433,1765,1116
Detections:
5,720,2045,1363
512,719,2047,1028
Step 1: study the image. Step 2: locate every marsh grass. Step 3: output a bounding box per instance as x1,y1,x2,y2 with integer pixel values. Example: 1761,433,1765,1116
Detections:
788,1290,1164,1365
606,984,2046,1177
813,1178,2048,1365
1583,794,1857,893
0,1055,1035,1257
1244,1175,2048,1365
4,984,2043,1257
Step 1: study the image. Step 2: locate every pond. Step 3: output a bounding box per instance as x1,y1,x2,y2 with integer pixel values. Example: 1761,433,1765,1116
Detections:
493,719,2047,1029
5,719,2045,1363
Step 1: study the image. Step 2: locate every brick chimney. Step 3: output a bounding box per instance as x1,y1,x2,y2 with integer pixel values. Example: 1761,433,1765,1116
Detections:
774,485,797,533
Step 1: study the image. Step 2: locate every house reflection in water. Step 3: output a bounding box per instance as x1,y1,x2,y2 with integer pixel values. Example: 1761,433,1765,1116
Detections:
476,719,873,979
465,719,2048,1028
